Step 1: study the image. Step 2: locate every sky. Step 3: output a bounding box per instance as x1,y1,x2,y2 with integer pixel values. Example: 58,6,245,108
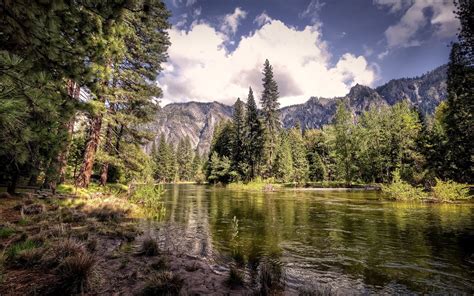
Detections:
158,0,459,107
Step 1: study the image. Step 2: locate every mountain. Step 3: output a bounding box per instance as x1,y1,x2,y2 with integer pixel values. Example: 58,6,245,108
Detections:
150,65,447,154
146,101,232,155
281,64,447,129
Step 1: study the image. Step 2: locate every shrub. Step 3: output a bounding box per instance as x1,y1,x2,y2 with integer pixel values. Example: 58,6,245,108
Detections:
431,178,471,202
381,171,427,201
140,237,159,256
55,253,96,294
141,271,183,296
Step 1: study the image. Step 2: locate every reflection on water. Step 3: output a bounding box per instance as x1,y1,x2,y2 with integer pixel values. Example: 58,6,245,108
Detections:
157,184,474,294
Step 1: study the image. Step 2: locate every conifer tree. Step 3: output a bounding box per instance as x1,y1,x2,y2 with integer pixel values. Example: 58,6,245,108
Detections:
273,131,294,183
260,59,280,177
177,136,194,181
288,125,309,184
443,41,474,182
231,98,246,178
244,87,265,180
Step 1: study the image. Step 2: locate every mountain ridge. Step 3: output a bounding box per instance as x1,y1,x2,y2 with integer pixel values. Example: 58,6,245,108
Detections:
149,64,448,154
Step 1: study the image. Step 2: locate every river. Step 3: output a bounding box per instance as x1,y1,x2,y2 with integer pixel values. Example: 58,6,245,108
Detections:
153,184,474,294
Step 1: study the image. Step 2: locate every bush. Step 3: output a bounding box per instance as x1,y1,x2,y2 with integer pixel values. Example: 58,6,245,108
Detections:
141,271,183,296
381,171,427,201
431,178,471,202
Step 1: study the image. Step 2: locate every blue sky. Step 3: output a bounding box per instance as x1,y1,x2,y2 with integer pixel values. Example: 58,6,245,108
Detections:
159,0,459,106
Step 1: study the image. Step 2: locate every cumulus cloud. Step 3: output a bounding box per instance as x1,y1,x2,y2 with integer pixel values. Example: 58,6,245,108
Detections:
254,12,273,27
220,7,247,35
379,0,459,48
158,18,377,107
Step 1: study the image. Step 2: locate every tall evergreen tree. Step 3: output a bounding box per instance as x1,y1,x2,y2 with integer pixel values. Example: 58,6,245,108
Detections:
273,131,294,183
177,136,194,181
288,125,309,184
260,59,280,177
443,42,474,182
244,87,265,180
231,98,246,178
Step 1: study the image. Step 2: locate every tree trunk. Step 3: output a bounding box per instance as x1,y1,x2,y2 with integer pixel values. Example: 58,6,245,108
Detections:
99,124,112,186
76,115,103,187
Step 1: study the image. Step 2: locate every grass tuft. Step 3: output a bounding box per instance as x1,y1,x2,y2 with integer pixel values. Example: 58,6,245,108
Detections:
141,271,183,296
226,265,245,288
140,237,159,256
55,252,96,294
0,226,15,238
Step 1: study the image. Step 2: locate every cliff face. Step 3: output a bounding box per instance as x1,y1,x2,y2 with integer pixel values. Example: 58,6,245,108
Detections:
151,65,447,153
147,101,232,155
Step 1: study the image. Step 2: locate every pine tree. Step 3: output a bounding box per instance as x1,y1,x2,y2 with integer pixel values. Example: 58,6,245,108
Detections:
273,131,294,183
231,98,246,178
244,87,265,180
288,125,309,184
331,100,357,184
260,59,280,177
177,136,194,181
443,41,474,182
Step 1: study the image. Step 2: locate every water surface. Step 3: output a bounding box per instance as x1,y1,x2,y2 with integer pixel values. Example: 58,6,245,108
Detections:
156,184,474,294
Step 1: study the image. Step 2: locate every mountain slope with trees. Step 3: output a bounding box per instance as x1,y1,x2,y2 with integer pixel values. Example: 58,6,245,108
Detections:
152,64,448,154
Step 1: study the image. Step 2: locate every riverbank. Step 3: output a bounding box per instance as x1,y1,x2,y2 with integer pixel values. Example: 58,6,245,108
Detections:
0,189,251,295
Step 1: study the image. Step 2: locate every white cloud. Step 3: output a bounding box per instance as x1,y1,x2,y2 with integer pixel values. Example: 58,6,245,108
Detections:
299,0,326,24
373,0,410,13
254,12,273,27
377,50,389,60
380,0,459,48
220,7,247,35
158,19,377,107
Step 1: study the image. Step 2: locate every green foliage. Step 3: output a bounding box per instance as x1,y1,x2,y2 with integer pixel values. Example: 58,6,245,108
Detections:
381,171,427,201
207,152,234,184
273,132,294,183
0,226,15,239
6,240,40,261
431,178,471,202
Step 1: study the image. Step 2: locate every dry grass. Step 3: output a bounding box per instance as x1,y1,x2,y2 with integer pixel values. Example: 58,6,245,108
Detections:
141,271,183,296
55,252,97,294
226,265,245,288
140,237,159,256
